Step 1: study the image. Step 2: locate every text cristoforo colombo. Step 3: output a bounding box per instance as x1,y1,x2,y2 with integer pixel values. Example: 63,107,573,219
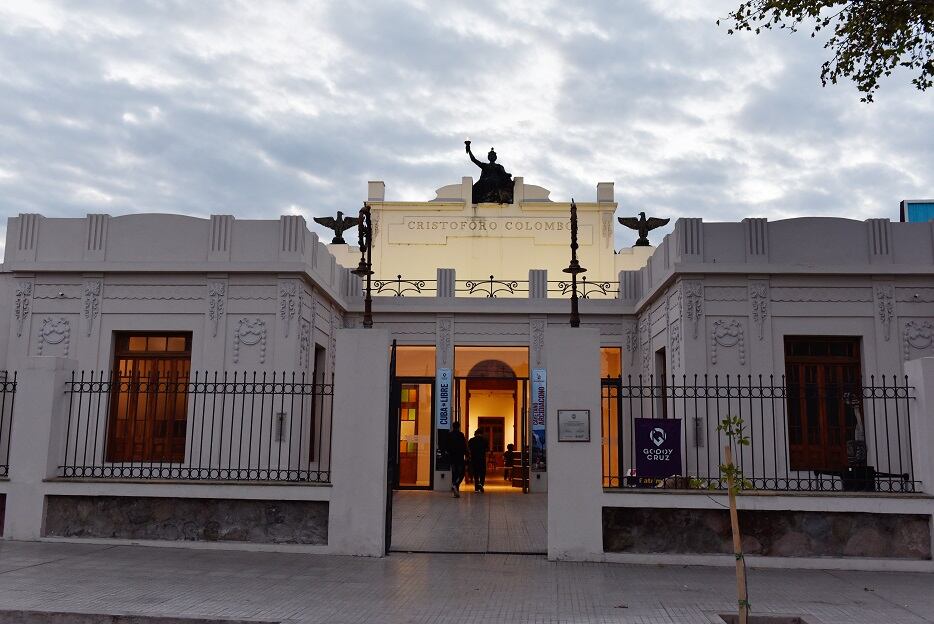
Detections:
405,218,572,232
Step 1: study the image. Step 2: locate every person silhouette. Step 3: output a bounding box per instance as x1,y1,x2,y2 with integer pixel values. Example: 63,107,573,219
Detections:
465,140,513,204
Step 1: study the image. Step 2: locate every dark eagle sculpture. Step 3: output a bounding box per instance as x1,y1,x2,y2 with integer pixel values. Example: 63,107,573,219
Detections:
617,212,670,247
313,211,362,244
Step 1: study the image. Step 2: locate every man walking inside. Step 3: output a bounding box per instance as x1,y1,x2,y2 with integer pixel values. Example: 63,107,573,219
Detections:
468,428,489,493
448,422,467,498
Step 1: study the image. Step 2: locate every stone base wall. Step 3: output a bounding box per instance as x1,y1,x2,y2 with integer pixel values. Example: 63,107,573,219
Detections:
44,495,328,545
603,507,931,559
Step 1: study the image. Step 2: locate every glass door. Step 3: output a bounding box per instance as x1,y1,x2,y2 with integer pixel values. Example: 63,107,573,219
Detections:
396,378,434,488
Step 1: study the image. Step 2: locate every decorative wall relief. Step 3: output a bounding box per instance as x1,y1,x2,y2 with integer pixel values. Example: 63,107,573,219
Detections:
749,282,768,341
328,308,340,373
710,319,745,366
704,286,746,302
298,319,311,370
82,281,102,337
624,322,638,366
14,281,33,337
105,285,203,300
278,281,301,337
37,317,70,356
207,282,227,338
683,281,703,339
769,287,872,303
875,285,895,342
669,320,682,370
601,212,613,244
903,320,934,361
307,290,318,338
529,319,545,368
639,315,651,372
233,318,266,365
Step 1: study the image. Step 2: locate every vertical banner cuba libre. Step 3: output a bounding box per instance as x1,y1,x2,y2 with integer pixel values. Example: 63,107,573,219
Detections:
634,418,682,483
435,368,451,430
530,368,546,471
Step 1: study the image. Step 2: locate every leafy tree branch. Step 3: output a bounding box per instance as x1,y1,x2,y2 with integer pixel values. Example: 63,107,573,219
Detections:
720,1,934,101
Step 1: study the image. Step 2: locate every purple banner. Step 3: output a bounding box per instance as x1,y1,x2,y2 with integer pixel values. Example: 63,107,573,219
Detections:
634,418,682,480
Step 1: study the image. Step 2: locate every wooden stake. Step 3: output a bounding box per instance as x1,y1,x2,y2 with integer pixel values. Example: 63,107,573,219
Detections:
725,444,749,624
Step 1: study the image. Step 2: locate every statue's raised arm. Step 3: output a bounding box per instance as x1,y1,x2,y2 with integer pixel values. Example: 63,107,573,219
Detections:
465,140,484,169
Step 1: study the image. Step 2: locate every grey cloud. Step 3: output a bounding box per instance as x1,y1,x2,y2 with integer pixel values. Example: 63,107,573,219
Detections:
0,0,931,259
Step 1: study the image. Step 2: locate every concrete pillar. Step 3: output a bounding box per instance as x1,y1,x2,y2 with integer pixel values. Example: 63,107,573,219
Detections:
596,182,614,203
367,181,386,202
545,327,603,560
4,357,77,540
461,177,473,205
328,329,390,556
905,357,934,496
528,269,547,299
437,268,456,298
513,176,525,204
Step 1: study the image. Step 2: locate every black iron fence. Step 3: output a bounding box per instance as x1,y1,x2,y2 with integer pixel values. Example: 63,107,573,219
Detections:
61,371,333,482
373,276,437,297
0,372,16,477
455,276,529,297
547,278,619,299
601,375,918,493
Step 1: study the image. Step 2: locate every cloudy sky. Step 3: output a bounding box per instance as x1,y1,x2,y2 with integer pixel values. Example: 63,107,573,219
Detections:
0,0,931,253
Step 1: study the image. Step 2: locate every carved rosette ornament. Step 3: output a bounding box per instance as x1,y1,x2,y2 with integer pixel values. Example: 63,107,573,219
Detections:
83,281,102,337
903,320,934,361
207,282,227,338
14,281,33,337
876,285,895,342
710,319,745,366
683,281,703,339
37,317,70,356
233,318,266,364
749,283,768,341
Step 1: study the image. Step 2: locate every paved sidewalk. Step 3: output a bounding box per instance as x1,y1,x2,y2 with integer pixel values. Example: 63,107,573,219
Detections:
391,487,547,553
0,541,931,623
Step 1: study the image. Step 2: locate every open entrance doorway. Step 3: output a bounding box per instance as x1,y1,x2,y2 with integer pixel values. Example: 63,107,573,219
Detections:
453,346,530,492
389,345,545,554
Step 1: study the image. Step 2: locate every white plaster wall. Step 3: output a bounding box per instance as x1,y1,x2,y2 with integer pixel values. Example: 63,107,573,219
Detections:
328,328,390,556
545,326,603,560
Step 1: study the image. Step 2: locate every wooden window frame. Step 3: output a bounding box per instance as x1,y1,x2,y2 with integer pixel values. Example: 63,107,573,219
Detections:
784,336,862,472
107,332,193,463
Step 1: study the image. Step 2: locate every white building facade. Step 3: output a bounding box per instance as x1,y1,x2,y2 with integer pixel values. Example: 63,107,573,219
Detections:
0,177,932,569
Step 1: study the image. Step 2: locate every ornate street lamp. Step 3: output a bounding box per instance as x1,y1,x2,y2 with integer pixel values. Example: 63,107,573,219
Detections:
350,202,374,328
563,199,586,328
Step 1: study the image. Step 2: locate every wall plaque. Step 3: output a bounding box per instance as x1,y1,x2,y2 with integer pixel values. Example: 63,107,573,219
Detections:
557,410,590,442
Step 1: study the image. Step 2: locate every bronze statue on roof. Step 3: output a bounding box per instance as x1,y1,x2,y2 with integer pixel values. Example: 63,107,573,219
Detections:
618,212,670,246
465,140,513,204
